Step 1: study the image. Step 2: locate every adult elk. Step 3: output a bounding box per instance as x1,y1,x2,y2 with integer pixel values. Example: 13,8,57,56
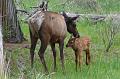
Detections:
28,7,79,73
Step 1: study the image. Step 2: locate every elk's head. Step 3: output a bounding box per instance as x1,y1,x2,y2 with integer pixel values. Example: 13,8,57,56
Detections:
62,12,80,38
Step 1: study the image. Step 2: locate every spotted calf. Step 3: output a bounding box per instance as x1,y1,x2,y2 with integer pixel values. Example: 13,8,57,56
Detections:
66,36,90,71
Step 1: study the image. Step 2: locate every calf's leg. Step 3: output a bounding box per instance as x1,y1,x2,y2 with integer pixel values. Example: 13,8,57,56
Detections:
75,52,78,71
78,51,82,67
86,48,90,65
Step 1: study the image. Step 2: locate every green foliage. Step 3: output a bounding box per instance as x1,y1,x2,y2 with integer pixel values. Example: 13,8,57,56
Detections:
7,0,120,79
97,0,120,13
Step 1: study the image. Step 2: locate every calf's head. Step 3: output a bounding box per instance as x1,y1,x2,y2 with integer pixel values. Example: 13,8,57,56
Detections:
66,36,76,48
62,12,80,38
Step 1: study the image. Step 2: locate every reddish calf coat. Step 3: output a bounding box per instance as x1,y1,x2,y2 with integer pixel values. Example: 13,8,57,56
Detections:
66,36,90,71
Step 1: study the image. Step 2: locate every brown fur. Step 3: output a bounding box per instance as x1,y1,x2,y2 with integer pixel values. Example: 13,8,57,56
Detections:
28,11,79,73
66,36,90,71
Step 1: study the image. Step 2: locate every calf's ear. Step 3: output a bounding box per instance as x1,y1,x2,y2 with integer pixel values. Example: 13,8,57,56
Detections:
70,35,74,39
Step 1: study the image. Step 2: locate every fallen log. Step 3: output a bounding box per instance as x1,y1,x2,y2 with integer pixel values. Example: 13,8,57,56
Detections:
65,13,120,25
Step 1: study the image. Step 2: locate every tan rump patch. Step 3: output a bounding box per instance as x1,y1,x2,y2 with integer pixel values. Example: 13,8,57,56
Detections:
28,11,45,35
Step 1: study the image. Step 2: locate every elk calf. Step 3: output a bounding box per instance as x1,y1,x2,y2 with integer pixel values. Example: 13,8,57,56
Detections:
66,36,90,71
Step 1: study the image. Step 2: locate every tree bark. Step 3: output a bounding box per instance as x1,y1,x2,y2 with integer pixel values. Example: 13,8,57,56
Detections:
0,0,4,76
0,21,4,78
2,0,24,43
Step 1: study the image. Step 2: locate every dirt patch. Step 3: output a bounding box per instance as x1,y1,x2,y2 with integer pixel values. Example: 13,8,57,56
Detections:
4,41,30,50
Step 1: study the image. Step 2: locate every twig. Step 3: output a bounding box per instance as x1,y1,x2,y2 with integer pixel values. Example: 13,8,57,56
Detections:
29,6,38,8
16,9,29,15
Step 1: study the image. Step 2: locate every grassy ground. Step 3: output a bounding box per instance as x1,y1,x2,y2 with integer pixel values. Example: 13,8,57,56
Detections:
6,21,120,79
4,0,120,79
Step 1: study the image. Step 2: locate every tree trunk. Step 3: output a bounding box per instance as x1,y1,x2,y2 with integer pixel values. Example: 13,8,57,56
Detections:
0,21,4,78
0,0,4,77
2,0,24,43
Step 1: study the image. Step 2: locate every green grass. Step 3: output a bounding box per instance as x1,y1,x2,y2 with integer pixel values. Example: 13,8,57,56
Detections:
5,0,120,79
7,43,120,79
7,20,120,79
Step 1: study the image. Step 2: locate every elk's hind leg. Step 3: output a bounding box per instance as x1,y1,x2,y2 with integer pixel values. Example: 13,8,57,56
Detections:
50,43,57,72
30,30,38,68
59,39,65,73
38,35,50,73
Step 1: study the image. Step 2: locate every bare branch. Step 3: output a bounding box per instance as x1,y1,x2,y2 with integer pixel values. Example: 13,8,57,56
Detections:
29,6,38,8
16,9,29,15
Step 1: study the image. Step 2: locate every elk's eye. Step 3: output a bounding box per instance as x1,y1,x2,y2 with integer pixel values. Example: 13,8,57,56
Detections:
73,24,76,27
71,41,73,43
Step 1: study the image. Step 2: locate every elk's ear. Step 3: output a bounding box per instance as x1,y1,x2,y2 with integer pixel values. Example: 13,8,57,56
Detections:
40,1,45,8
71,15,79,21
43,1,49,11
62,11,68,19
